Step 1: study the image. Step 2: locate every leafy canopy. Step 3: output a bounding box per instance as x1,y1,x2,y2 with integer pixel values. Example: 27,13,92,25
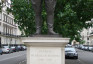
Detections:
6,0,93,42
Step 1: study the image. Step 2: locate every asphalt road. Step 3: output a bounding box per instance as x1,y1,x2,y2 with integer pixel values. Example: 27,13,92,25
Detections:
0,51,26,64
66,49,93,64
77,49,93,64
0,49,93,64
19,49,93,64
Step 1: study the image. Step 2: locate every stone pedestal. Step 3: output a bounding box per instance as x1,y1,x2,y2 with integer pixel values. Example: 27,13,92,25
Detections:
22,37,70,64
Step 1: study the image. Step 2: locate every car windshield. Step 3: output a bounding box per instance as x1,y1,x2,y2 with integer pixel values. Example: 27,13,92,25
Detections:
65,50,73,52
3,46,9,48
65,48,76,52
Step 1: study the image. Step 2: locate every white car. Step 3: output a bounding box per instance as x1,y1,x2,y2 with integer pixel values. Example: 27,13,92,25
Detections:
89,47,93,51
79,44,84,49
84,46,88,51
65,44,72,47
2,46,10,53
22,46,27,50
81,45,85,50
65,47,78,59
10,46,16,52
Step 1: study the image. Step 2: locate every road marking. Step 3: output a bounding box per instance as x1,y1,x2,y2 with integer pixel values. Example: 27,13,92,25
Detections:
0,54,26,62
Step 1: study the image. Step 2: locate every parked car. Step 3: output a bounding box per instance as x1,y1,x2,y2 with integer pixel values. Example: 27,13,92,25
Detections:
17,45,21,51
74,45,78,48
66,44,72,47
2,46,10,53
81,45,85,50
65,47,78,59
88,46,93,51
0,48,3,55
91,47,93,52
10,46,16,52
78,44,84,49
75,45,80,49
22,46,27,50
2,46,13,53
20,46,25,51
15,46,19,52
84,46,88,51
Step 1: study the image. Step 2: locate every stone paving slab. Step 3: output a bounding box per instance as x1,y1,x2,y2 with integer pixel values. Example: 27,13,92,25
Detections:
19,59,82,64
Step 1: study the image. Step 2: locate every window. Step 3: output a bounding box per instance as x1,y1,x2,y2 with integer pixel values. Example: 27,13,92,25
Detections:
8,18,10,24
7,17,8,23
11,19,13,25
7,27,9,34
87,37,89,40
10,18,12,24
3,14,5,21
6,26,7,34
4,27,6,33
5,15,7,22
9,28,10,34
10,29,11,34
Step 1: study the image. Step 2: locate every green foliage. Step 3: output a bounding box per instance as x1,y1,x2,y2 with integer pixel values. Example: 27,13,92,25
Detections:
80,40,85,44
10,0,49,35
8,0,93,41
10,0,35,36
54,0,93,42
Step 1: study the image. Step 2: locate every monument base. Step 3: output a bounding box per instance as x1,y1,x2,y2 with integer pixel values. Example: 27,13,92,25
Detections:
22,37,70,64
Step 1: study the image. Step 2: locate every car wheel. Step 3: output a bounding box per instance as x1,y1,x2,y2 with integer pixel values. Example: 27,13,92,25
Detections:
74,56,78,59
92,50,93,52
1,53,3,55
8,51,10,53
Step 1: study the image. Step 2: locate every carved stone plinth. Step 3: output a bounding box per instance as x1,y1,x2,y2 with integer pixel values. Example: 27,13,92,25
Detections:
22,37,70,64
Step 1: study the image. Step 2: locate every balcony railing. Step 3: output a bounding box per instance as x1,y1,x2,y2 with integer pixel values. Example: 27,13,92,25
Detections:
0,32,21,37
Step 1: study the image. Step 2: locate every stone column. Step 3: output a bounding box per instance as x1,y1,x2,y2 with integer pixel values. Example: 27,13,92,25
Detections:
22,37,70,64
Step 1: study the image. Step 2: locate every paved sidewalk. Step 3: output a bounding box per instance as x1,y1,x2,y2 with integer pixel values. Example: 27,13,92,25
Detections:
19,59,82,64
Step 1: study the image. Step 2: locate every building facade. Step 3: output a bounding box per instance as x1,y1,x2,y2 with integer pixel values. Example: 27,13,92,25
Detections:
89,27,93,45
0,0,22,47
81,20,93,45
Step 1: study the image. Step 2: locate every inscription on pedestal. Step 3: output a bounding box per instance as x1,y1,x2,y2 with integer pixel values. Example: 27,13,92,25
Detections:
30,47,62,64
